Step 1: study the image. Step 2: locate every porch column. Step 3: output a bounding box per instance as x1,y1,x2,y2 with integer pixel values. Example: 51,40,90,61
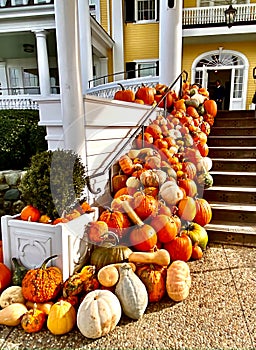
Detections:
78,0,93,93
111,0,124,80
55,0,86,161
159,0,183,88
34,30,51,96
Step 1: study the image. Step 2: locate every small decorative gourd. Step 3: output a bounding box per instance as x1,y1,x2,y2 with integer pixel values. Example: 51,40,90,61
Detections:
47,300,76,335
77,289,122,339
11,257,28,286
166,261,191,302
115,263,148,320
21,303,46,333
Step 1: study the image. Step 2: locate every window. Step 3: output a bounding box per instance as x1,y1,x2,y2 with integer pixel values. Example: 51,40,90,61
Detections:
136,61,158,77
135,0,158,21
233,69,243,98
23,69,39,94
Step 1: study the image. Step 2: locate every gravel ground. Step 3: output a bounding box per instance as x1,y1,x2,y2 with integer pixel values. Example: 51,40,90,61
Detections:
0,243,255,350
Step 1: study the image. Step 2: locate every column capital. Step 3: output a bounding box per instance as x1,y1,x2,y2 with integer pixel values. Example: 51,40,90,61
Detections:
32,29,49,38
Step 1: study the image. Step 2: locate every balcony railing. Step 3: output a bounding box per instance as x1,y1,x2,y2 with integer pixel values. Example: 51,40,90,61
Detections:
183,3,256,27
0,0,53,7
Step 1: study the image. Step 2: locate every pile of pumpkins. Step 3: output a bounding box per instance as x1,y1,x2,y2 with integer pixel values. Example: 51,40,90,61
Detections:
0,81,218,339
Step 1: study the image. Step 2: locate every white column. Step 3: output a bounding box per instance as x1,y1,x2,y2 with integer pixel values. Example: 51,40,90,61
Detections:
111,0,124,80
159,0,183,89
34,30,51,96
55,0,86,161
78,0,93,93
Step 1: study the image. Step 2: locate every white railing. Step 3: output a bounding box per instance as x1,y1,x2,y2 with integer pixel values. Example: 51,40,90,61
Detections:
87,76,159,99
183,4,256,26
0,96,39,109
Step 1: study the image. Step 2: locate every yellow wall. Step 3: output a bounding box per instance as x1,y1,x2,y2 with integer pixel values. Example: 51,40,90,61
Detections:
184,0,196,8
182,41,256,109
124,23,159,62
100,0,109,33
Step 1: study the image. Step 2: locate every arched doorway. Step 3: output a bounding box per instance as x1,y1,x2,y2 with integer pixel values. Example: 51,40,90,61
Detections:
191,48,249,110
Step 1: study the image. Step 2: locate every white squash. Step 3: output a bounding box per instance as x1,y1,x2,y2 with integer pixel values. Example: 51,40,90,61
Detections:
0,286,25,308
159,181,184,206
115,263,148,320
77,289,122,339
166,261,191,302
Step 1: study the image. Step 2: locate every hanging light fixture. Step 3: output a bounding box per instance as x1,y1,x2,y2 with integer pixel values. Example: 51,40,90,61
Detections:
225,4,237,28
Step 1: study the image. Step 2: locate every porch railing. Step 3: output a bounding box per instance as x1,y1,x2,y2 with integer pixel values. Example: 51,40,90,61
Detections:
183,3,256,27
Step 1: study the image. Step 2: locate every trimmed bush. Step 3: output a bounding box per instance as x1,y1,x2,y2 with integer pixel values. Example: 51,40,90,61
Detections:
0,110,47,170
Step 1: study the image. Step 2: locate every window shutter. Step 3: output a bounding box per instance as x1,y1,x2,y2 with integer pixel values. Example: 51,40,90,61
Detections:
156,0,160,21
126,62,136,79
124,0,135,23
156,61,159,76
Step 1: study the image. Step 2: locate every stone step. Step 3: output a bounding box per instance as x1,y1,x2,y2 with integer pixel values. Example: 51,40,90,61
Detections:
213,117,256,128
209,202,256,224
216,110,255,118
210,171,256,187
207,135,256,147
206,222,256,247
203,186,256,205
211,158,256,172
210,126,256,136
209,147,256,159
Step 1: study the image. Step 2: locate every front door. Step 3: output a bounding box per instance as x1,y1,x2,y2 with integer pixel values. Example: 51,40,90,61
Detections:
208,69,231,110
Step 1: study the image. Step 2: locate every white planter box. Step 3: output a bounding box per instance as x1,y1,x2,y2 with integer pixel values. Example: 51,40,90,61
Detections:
1,208,98,280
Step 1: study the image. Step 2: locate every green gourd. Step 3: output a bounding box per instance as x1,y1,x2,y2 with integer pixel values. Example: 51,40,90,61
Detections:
115,263,148,320
12,258,28,286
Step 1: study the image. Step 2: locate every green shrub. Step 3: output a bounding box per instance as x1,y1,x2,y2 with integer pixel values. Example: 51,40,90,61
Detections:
0,110,47,170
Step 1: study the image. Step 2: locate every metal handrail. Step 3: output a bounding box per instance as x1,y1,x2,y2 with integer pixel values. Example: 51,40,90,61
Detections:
85,70,188,194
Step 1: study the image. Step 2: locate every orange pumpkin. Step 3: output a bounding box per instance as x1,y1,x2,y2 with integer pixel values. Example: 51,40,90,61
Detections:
114,83,135,102
0,262,12,292
20,205,41,222
150,215,178,244
99,209,131,240
133,192,158,221
178,177,198,198
129,224,158,252
182,161,197,180
164,233,192,262
22,255,63,303
177,196,197,222
194,198,212,227
112,173,129,193
204,99,217,117
87,221,109,243
135,84,155,105
145,124,162,140
135,132,154,148
118,155,134,175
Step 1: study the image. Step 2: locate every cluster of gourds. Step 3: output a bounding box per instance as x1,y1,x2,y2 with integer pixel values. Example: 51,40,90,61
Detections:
0,252,191,339
17,200,93,225
0,81,218,339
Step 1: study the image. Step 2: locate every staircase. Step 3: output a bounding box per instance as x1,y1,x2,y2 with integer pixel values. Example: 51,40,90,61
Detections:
204,110,256,247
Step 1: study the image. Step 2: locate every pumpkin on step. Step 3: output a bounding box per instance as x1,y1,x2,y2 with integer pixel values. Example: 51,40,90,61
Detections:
114,83,135,103
21,303,46,333
22,255,62,303
77,289,122,339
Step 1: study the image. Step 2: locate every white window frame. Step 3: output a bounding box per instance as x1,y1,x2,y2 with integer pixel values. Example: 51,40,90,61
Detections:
135,0,158,23
197,0,250,6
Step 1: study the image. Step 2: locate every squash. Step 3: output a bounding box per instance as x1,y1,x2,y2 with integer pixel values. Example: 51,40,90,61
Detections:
118,154,134,175
11,257,28,286
21,303,46,333
0,286,25,308
86,221,109,244
159,181,184,206
77,289,122,339
0,303,28,326
166,260,191,302
128,248,170,267
97,262,136,287
136,264,167,302
47,300,76,335
0,262,12,292
115,263,148,319
26,301,53,315
90,232,133,270
181,222,208,250
62,265,96,297
22,255,63,303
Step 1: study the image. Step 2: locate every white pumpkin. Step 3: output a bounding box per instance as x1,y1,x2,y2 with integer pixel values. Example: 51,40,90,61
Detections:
166,261,191,302
159,181,184,205
77,289,122,339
